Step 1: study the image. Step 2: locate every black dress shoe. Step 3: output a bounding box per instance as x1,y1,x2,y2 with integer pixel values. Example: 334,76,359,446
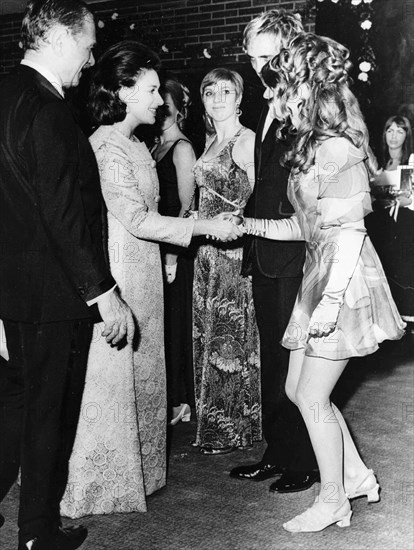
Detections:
0,513,4,528
19,526,88,550
269,470,320,493
230,461,284,482
53,526,88,550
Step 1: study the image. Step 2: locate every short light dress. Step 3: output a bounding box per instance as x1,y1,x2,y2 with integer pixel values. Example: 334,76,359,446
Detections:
279,137,406,359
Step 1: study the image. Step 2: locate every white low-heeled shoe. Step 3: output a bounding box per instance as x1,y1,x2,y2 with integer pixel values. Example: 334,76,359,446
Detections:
283,499,352,533
170,403,191,426
346,469,380,503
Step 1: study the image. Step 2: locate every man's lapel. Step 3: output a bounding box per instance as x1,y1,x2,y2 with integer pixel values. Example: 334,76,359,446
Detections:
255,106,268,177
258,113,280,172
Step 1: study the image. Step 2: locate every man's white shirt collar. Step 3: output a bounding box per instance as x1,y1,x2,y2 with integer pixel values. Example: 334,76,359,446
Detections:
20,59,64,98
261,110,274,142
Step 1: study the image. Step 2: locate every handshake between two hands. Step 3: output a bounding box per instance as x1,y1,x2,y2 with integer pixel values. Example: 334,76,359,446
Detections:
164,210,246,284
97,212,247,341
206,210,245,242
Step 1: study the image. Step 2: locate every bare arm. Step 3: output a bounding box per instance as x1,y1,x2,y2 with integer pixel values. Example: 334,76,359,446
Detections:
174,140,197,216
232,129,256,191
165,141,197,270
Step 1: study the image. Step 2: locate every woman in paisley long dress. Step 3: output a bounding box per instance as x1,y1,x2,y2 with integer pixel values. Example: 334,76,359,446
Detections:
192,68,261,455
60,43,242,519
238,35,405,532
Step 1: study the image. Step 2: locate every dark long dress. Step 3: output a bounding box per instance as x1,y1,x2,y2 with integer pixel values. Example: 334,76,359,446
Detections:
157,139,196,409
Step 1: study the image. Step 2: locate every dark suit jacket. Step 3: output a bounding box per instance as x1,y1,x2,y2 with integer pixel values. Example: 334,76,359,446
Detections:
242,105,305,278
0,65,115,323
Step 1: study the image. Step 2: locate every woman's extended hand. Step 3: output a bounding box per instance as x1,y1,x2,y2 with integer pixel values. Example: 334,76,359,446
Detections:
207,218,244,241
374,194,412,212
193,214,244,241
197,218,243,242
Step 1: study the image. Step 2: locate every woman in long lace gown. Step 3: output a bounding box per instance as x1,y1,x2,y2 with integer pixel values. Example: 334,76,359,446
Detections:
192,69,261,455
238,34,405,532
60,43,242,518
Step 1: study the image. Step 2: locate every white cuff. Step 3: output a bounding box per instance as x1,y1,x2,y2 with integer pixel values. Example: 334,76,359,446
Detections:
86,284,117,306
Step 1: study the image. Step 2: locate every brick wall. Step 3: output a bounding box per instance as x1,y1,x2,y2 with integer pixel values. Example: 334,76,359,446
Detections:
0,0,314,75
0,12,23,75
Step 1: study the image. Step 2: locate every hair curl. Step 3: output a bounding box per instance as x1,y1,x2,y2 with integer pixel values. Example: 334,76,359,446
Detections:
88,40,161,126
21,0,92,51
262,33,369,173
381,115,413,167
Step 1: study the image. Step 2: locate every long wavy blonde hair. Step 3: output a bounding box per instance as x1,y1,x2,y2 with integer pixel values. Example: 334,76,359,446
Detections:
262,33,372,173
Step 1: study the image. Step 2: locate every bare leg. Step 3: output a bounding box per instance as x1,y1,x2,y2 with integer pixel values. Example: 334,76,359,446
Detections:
285,350,377,515
294,354,349,511
330,403,377,496
286,350,350,509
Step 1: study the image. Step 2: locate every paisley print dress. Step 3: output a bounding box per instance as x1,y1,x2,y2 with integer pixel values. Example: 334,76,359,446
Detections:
192,127,262,450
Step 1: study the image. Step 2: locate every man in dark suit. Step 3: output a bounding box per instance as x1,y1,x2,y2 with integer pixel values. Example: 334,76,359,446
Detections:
0,2,134,549
229,9,319,493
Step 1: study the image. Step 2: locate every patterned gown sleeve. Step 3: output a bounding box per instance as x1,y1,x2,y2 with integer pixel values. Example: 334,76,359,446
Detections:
96,143,195,247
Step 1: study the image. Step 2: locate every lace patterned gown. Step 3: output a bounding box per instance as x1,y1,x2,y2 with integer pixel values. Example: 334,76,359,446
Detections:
60,126,194,518
192,127,262,450
278,137,406,358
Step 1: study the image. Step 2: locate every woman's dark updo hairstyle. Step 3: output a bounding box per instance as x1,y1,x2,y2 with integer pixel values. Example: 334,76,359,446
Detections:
89,40,161,125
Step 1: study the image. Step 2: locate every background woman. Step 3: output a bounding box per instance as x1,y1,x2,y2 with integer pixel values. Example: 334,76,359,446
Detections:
366,115,414,327
152,78,197,425
192,68,261,455
238,34,405,531
60,42,242,518
382,115,413,170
